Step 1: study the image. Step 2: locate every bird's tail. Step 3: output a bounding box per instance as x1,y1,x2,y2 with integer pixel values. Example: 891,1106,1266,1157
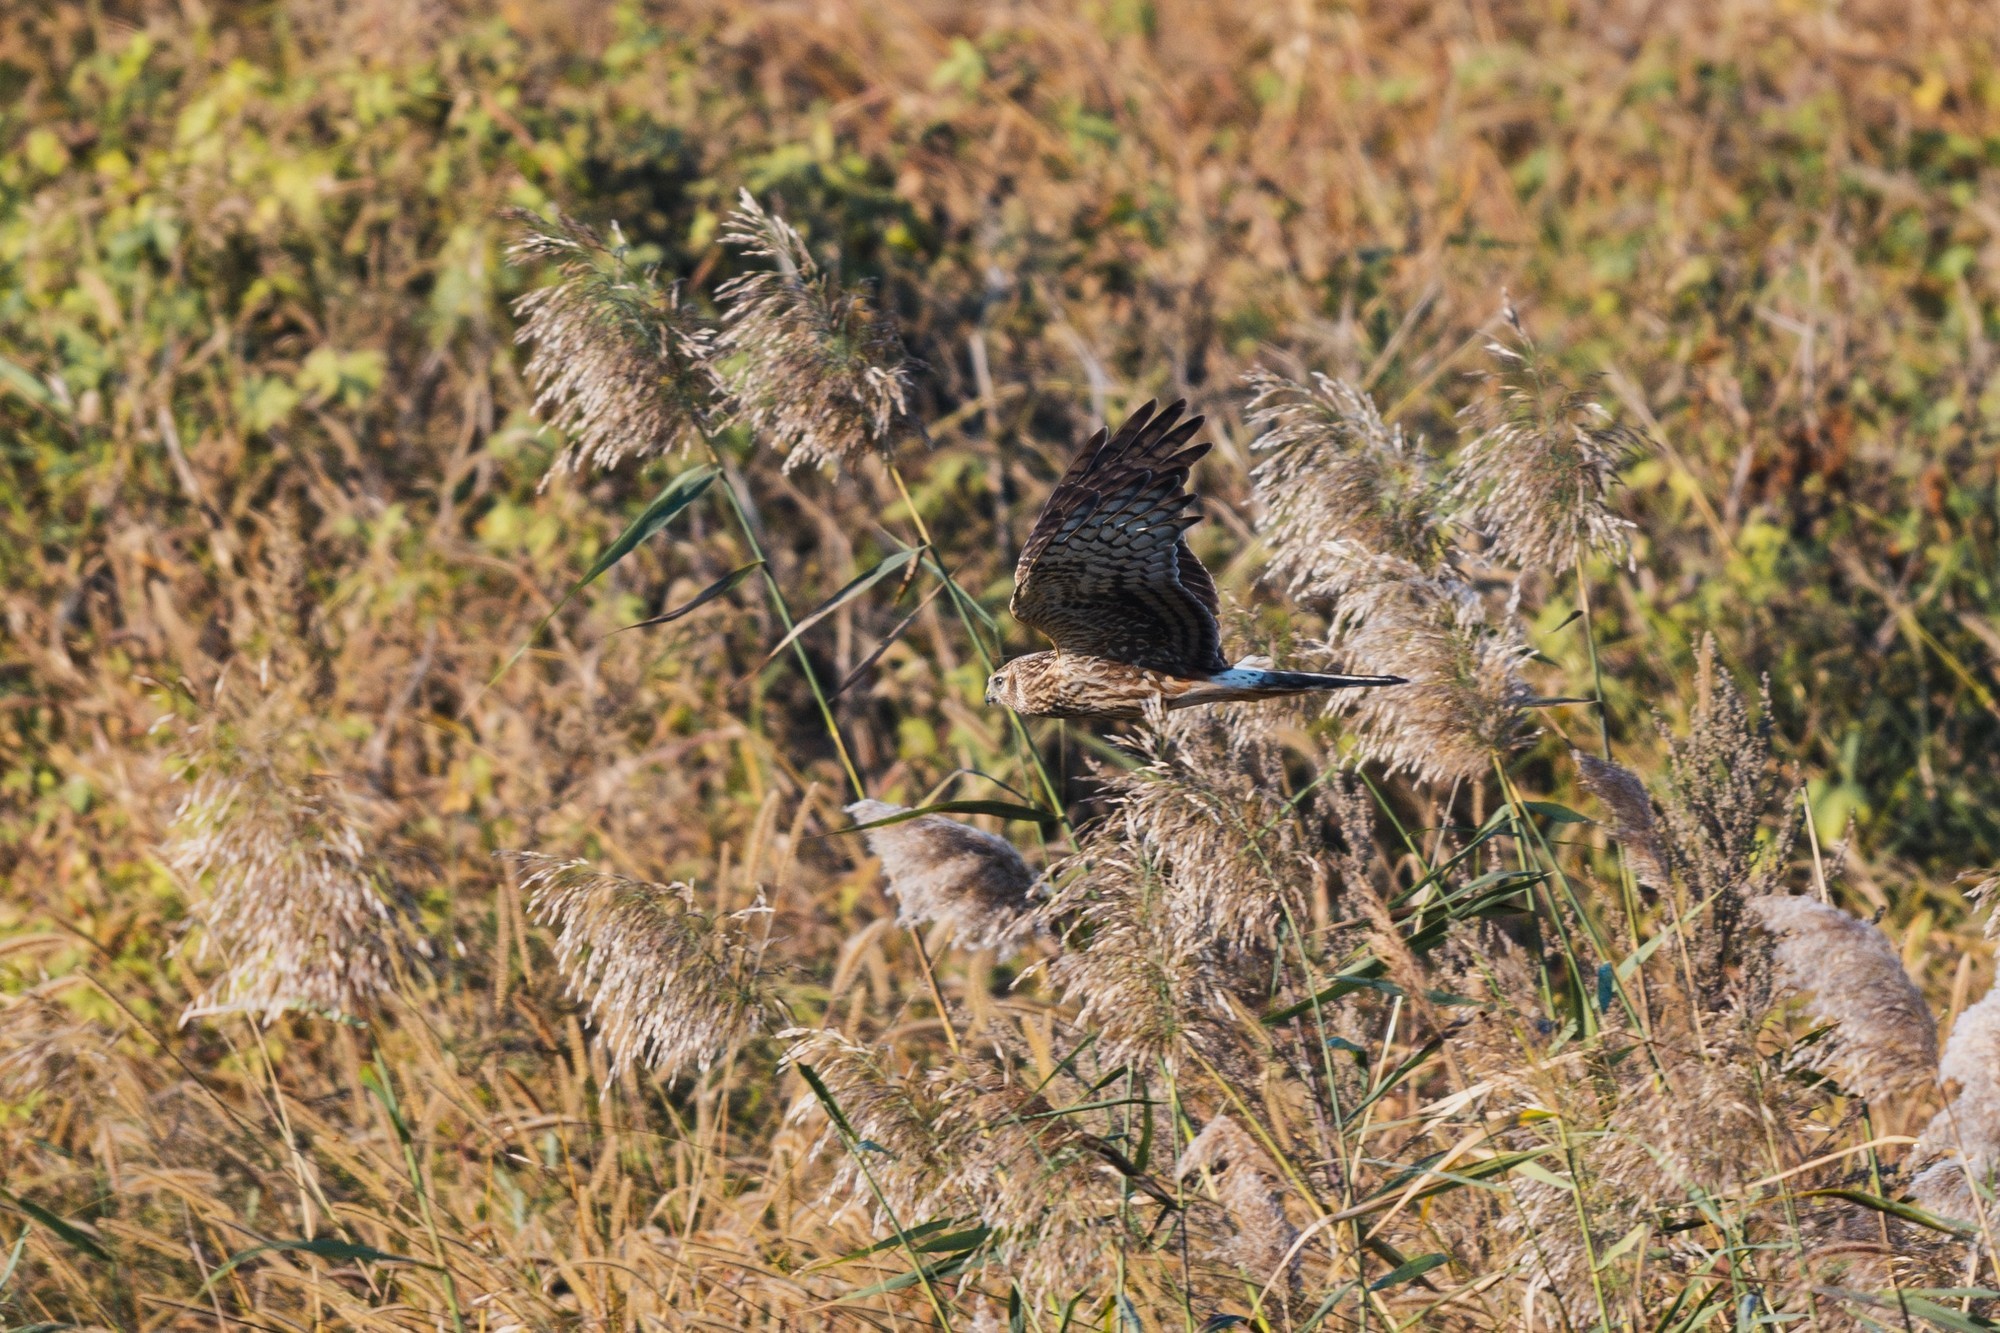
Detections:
1186,663,1407,707
1242,668,1408,693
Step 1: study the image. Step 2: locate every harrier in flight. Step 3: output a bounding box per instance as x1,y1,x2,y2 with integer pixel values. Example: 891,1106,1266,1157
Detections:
986,399,1405,721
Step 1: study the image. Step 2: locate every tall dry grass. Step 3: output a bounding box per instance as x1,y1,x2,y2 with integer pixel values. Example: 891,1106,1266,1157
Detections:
6,0,2000,1328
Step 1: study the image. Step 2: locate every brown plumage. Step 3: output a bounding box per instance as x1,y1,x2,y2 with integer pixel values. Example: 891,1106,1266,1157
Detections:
988,399,1405,720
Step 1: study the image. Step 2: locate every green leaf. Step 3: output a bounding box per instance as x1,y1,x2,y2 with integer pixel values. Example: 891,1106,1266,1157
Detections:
1298,1283,1357,1331
804,1218,985,1272
1368,1252,1448,1290
1798,1187,1980,1237
1836,1292,1998,1331
1616,927,1675,982
837,1249,977,1300
795,1063,859,1141
614,561,764,632
1353,1035,1444,1113
359,1060,414,1148
1595,1221,1649,1270
831,799,1061,834
488,464,717,686
0,354,59,414
0,1230,27,1293
1262,968,1393,1025
0,1189,108,1262
198,1236,437,1294
758,546,923,670
1330,1146,1562,1221
1511,1160,1577,1192
1523,800,1591,824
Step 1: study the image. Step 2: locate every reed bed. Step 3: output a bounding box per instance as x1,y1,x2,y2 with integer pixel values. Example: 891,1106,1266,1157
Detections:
6,0,2000,1328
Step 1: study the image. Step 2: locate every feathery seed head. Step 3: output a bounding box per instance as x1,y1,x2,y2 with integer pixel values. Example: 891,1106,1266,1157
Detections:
1328,577,1535,787
1750,894,1937,1101
1113,711,1333,949
1176,1114,1303,1291
1657,638,1796,1010
1912,981,2000,1223
715,191,922,473
1247,368,1450,600
1962,869,2000,940
1034,712,1343,1069
0,986,113,1105
846,800,1039,956
165,694,405,1024
509,209,716,476
1576,753,1668,886
521,855,780,1079
784,1030,1126,1303
1449,304,1639,576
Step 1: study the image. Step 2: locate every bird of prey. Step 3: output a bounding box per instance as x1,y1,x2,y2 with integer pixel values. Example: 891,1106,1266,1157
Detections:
985,399,1405,720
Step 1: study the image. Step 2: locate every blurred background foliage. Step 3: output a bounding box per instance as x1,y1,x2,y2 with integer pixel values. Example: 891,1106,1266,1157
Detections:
9,0,2000,881
5,0,2000,1322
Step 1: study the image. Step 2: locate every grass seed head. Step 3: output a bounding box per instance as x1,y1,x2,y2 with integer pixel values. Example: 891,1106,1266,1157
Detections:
1329,576,1535,787
165,696,406,1024
847,800,1039,956
1176,1113,1303,1294
1448,303,1639,577
1913,981,2000,1223
1658,637,1797,1011
715,190,921,473
1576,752,1668,886
522,855,780,1079
1751,894,1938,1101
1247,368,1450,600
509,209,717,476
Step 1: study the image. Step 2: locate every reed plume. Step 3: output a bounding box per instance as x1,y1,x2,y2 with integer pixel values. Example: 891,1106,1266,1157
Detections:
522,855,781,1079
1656,638,1797,1010
1247,367,1450,602
509,208,716,475
1750,894,1938,1101
846,800,1038,956
1038,842,1235,1075
0,984,112,1105
715,191,920,473
1449,303,1638,578
1033,711,1331,1070
1576,752,1668,886
1330,577,1535,787
165,696,405,1023
1176,1113,1303,1297
1245,368,1534,786
1913,981,2000,1225
784,1030,1127,1303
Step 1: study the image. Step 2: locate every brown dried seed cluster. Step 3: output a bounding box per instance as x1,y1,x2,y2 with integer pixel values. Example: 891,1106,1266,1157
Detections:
714,191,920,474
783,1030,1125,1304
167,760,401,1024
1176,1113,1303,1292
521,855,780,1079
1448,309,1638,578
1575,752,1668,886
847,800,1039,956
509,209,715,476
1245,368,1534,787
1750,894,1938,1101
1247,368,1450,599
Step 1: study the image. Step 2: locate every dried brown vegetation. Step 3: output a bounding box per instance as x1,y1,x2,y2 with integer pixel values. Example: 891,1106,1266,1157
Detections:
7,0,2000,1328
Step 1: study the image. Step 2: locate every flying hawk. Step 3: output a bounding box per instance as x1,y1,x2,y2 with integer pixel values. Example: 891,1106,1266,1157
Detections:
985,399,1405,720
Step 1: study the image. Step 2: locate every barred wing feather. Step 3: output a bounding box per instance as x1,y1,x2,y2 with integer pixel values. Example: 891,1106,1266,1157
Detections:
1010,399,1227,676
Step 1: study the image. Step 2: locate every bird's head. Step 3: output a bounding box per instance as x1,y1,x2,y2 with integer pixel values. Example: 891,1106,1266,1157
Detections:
984,654,1046,714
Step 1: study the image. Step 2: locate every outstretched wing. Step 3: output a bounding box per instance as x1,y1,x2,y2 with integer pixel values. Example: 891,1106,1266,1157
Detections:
1011,399,1227,675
